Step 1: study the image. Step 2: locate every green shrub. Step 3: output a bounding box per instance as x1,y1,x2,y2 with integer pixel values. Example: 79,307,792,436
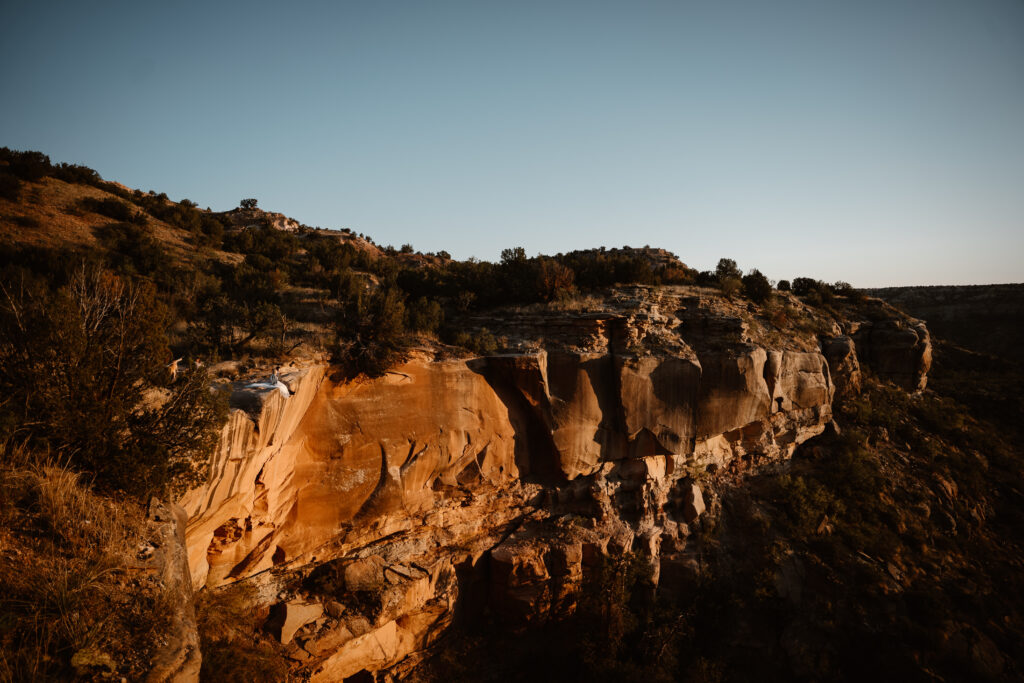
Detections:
80,196,137,222
719,276,742,299
406,297,443,333
741,269,772,303
715,258,741,281
791,277,819,296
453,328,499,355
803,285,834,307
96,222,171,282
334,285,408,377
535,257,575,302
831,280,855,296
770,474,843,539
53,163,102,186
1,148,51,181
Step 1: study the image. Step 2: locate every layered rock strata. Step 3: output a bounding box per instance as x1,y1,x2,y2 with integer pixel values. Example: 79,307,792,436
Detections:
179,291,930,680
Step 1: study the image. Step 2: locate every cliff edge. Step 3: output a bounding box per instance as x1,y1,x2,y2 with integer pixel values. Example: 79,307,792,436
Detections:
178,287,931,681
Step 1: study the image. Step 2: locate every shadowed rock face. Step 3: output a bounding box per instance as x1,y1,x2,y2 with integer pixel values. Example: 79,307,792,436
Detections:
866,283,1024,363
145,500,202,683
179,292,930,680
822,335,862,399
852,318,932,390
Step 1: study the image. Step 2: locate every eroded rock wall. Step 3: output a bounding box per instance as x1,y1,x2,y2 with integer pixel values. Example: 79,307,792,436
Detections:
179,364,327,588
852,318,932,390
179,294,930,680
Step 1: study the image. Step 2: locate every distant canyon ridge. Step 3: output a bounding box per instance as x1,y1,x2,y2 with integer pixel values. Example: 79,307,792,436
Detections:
867,283,1024,364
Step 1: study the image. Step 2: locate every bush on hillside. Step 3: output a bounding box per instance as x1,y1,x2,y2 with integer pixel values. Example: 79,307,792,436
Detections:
695,270,718,287
334,285,408,377
535,257,575,302
1,148,51,182
452,328,500,355
741,269,773,303
831,280,854,296
96,222,173,284
0,266,225,496
406,297,444,334
80,196,144,223
719,276,742,299
715,258,741,281
0,172,21,201
830,280,866,302
1,148,105,190
791,277,820,296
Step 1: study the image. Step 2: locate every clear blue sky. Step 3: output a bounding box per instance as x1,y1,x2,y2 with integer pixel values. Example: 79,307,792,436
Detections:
3,0,1023,286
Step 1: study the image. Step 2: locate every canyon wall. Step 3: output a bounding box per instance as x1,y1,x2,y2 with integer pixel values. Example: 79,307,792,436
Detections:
867,283,1024,363
178,291,931,681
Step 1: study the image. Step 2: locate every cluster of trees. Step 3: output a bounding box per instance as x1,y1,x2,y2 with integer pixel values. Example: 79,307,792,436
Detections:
692,258,773,303
692,258,863,308
783,276,863,306
556,247,693,290
138,195,228,247
203,234,704,374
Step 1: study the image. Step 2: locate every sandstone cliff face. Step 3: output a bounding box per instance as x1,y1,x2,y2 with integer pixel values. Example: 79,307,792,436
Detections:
179,289,930,680
179,364,327,588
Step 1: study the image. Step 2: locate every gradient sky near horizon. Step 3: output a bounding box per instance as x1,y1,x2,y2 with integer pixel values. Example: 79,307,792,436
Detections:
2,1,1023,286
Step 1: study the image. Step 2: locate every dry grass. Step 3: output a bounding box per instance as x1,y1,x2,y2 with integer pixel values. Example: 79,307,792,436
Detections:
0,446,172,682
0,176,233,268
0,177,103,250
542,293,609,312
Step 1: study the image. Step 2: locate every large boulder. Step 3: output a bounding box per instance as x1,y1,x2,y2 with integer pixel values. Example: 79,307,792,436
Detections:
145,500,201,683
852,319,931,390
822,335,861,399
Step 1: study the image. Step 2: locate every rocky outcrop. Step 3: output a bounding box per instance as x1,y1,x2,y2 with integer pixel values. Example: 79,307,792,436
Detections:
179,289,930,680
145,500,201,683
851,318,932,390
822,335,861,399
179,363,327,588
866,283,1024,363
